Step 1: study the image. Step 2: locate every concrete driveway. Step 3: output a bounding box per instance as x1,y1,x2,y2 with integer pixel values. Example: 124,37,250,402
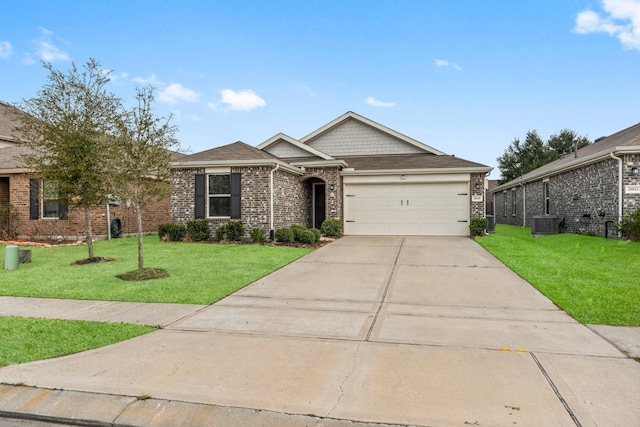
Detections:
1,236,639,426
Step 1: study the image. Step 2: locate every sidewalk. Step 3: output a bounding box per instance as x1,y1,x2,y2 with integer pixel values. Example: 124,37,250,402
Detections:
1,236,639,426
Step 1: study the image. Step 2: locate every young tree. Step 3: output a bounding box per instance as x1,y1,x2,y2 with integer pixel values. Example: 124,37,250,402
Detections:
15,59,121,259
112,86,178,273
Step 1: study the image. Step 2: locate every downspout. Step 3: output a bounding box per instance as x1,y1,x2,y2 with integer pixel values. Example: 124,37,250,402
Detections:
519,182,526,227
610,152,623,223
269,163,280,240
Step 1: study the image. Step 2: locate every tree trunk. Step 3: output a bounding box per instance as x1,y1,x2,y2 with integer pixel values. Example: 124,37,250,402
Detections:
84,206,94,259
135,189,144,271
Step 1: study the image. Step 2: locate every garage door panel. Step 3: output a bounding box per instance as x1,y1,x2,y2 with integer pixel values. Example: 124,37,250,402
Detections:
344,182,470,236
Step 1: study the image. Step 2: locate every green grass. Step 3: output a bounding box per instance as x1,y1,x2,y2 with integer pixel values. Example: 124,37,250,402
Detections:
0,317,154,367
475,224,640,326
0,236,312,304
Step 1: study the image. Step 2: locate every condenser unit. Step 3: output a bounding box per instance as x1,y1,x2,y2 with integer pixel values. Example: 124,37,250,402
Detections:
531,215,559,235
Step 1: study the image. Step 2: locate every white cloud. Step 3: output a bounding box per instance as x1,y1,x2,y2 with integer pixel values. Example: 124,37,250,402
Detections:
435,59,462,71
0,41,12,58
36,27,69,62
218,89,266,111
158,83,200,105
133,73,165,86
101,69,128,83
365,96,396,108
574,0,640,50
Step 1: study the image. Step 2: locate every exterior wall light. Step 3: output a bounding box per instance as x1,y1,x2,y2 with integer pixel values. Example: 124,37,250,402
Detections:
632,167,639,175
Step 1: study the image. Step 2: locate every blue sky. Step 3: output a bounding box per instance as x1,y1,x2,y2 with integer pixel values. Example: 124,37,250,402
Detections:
2,0,640,179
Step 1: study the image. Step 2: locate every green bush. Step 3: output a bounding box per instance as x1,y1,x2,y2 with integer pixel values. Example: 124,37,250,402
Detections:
320,219,342,237
275,228,294,243
226,221,245,241
158,223,186,241
186,219,211,242
250,228,266,243
215,224,227,241
617,207,640,241
298,229,316,244
290,224,307,241
309,228,321,241
469,217,489,237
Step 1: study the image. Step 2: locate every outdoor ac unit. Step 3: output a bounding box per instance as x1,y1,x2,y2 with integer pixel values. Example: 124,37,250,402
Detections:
531,215,559,235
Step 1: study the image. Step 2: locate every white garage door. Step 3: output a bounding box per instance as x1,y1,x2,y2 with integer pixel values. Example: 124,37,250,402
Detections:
344,182,470,236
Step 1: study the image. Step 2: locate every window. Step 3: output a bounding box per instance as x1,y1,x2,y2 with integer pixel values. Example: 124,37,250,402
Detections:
544,182,550,215
42,180,60,218
511,189,517,216
503,191,508,216
194,173,241,220
29,178,67,220
208,174,231,217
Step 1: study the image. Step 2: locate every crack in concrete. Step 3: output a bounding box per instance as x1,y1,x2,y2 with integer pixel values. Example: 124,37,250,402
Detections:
326,340,364,418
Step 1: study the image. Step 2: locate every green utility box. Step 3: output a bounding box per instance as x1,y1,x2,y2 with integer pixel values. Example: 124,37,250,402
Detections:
4,245,19,270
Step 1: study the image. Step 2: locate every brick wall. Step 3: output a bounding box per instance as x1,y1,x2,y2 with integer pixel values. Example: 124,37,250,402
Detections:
470,172,486,220
493,158,621,236
6,173,170,241
0,177,9,231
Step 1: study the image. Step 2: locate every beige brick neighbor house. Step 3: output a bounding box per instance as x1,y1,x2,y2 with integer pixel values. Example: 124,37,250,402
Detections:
491,122,640,237
0,100,174,241
171,112,492,237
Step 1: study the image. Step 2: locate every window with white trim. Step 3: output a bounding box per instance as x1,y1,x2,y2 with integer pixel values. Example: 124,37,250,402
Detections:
208,174,231,217
42,180,60,218
511,189,517,216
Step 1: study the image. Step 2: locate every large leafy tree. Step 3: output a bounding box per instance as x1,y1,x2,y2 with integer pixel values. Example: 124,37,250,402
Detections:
112,86,178,273
15,59,121,259
497,129,591,184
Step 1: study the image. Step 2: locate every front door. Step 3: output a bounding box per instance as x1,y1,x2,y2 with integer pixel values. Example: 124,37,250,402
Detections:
313,183,326,229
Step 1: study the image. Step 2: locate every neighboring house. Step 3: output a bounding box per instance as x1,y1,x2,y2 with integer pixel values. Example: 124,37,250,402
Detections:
491,122,640,237
0,100,176,241
171,112,491,237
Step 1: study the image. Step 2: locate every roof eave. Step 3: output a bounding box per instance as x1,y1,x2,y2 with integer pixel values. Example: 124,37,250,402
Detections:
170,159,304,175
341,166,492,176
290,160,348,168
492,145,640,192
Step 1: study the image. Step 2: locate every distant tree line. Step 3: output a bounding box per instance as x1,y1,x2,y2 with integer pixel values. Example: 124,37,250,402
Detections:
497,129,591,184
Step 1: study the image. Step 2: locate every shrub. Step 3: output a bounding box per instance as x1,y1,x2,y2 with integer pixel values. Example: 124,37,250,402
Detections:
226,221,245,241
290,224,307,241
320,219,342,237
158,223,186,242
298,229,316,244
275,228,294,243
250,228,266,243
187,219,211,242
215,224,227,241
469,217,489,237
309,228,321,241
617,207,640,241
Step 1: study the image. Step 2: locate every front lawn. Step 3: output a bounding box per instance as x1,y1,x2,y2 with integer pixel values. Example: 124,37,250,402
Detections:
475,225,640,326
0,236,312,304
0,317,154,366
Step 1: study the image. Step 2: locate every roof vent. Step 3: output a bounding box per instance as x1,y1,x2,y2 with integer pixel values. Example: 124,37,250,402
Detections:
594,136,607,142
531,215,559,235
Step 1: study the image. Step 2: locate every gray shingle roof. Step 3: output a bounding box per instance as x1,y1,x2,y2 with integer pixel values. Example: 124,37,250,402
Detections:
337,153,489,170
0,101,25,143
494,122,640,191
182,141,279,162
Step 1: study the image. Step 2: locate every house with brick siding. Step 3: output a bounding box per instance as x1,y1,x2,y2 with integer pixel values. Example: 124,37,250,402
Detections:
171,111,491,237
491,122,640,237
0,100,175,241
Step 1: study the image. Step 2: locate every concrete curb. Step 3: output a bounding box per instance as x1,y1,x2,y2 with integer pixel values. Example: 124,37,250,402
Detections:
0,385,415,427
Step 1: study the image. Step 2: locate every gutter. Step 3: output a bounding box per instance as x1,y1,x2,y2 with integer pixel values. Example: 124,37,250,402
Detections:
171,159,304,175
340,166,492,176
519,182,526,227
269,163,280,240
